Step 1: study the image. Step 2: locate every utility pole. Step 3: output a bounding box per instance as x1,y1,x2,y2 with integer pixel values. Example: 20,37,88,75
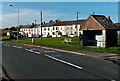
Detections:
76,12,80,36
10,4,20,41
40,11,42,41
17,6,19,41
76,12,80,45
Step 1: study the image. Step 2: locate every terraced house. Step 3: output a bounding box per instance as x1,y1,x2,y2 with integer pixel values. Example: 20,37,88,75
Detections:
20,15,119,47
20,20,86,37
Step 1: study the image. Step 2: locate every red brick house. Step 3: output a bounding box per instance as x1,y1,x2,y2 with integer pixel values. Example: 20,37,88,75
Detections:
80,15,118,48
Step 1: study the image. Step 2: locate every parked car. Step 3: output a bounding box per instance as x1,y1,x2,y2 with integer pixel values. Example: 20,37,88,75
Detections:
35,35,40,38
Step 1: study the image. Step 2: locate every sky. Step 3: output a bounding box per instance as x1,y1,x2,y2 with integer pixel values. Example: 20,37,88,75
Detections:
1,0,120,2
1,1,119,28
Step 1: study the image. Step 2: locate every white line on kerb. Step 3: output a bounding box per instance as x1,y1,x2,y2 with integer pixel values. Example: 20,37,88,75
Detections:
45,54,83,70
25,49,83,70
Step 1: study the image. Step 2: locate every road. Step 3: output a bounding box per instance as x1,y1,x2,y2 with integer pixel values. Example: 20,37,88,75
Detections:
2,43,119,80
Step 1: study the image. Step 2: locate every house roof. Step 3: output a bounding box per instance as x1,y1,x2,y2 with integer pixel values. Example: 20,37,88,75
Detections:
33,24,41,28
21,24,34,28
66,20,86,25
91,15,118,29
20,19,86,29
52,21,69,26
42,22,55,27
81,15,118,30
52,20,86,26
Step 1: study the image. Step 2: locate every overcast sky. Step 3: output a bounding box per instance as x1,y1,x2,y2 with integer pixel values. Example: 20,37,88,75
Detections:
1,1,119,28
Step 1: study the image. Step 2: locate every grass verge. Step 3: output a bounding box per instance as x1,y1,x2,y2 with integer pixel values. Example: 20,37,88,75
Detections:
5,37,120,54
0,36,10,40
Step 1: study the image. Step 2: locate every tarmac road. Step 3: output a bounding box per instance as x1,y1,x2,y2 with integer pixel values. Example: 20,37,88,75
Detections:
2,43,119,81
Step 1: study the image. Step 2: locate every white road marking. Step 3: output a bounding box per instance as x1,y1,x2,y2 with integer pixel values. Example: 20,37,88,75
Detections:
38,46,85,55
4,45,10,46
25,49,40,54
12,46,22,49
25,49,34,52
16,47,22,49
45,54,83,70
22,44,86,55
110,79,116,81
25,49,83,70
33,51,41,54
12,46,18,48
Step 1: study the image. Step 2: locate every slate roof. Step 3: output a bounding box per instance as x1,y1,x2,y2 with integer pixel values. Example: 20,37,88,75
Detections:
91,15,118,29
21,20,86,28
52,21,69,26
42,22,55,27
21,24,35,28
66,20,86,25
52,20,86,26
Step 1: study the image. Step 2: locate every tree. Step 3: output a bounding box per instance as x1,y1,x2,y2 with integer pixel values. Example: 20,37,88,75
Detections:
49,20,53,23
4,28,9,30
10,26,17,31
55,19,60,22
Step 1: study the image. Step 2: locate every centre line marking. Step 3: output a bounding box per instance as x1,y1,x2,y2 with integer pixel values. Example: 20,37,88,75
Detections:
25,49,83,70
4,45,10,46
25,49,40,54
45,54,83,70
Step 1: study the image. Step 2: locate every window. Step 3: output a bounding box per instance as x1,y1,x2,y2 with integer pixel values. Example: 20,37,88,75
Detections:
58,31,62,35
75,32,76,34
44,28,47,31
61,27,62,30
52,32,55,35
48,28,50,31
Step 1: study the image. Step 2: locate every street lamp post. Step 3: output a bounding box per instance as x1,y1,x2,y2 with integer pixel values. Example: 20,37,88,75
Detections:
40,11,43,41
10,4,20,41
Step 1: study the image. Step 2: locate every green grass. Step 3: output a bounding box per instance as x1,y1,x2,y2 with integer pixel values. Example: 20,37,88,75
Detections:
118,37,120,45
6,37,120,54
0,36,10,40
6,37,83,50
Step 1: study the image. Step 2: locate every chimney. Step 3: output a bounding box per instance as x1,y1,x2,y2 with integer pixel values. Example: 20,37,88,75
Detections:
32,23,35,26
108,16,110,20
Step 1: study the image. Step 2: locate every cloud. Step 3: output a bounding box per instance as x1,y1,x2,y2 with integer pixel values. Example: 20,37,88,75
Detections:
2,9,66,28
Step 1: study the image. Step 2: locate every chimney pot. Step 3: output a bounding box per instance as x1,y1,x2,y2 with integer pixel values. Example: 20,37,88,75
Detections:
108,16,110,20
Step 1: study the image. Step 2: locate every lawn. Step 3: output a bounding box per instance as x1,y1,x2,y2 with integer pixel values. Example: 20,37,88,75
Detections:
118,37,120,45
6,37,120,54
0,36,10,40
